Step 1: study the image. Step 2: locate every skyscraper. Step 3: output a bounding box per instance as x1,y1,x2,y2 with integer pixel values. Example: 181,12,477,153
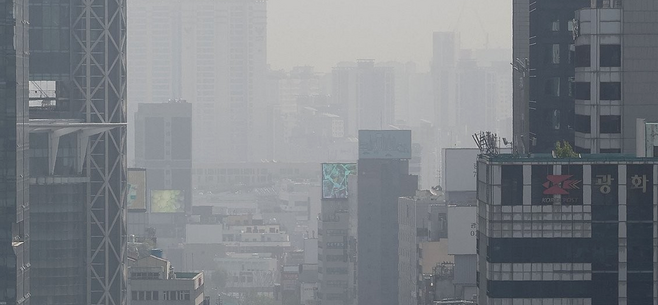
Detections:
356,130,417,305
0,0,30,304
573,0,658,154
431,32,458,146
512,0,589,153
127,0,267,164
28,0,128,304
126,0,183,164
182,0,267,163
332,60,395,136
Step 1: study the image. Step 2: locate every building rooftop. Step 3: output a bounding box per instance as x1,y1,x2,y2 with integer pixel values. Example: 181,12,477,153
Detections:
480,153,658,164
174,272,201,279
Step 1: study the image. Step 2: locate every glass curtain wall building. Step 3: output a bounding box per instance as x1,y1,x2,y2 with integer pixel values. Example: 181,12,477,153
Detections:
28,0,128,304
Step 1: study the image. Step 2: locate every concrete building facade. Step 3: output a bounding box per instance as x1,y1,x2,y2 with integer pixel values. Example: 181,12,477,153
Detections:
477,153,658,305
129,255,205,305
573,0,658,154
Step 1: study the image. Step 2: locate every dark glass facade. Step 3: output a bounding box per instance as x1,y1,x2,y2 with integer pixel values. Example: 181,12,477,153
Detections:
29,133,86,305
27,0,128,304
0,0,31,304
356,158,417,305
526,0,589,153
28,0,70,80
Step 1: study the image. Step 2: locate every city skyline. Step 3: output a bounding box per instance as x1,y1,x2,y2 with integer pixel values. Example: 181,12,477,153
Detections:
268,0,512,71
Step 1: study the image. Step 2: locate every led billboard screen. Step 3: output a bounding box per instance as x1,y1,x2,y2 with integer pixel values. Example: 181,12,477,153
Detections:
358,130,412,159
150,190,185,213
322,163,357,199
127,168,147,210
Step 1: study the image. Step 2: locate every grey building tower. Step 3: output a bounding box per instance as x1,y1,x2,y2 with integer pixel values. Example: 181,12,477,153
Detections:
356,130,417,305
0,0,30,304
573,0,658,154
134,100,193,267
318,163,357,305
28,1,128,305
332,60,395,137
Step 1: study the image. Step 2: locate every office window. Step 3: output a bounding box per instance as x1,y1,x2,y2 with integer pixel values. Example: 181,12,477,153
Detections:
574,82,590,100
545,44,560,64
575,45,590,67
568,44,575,64
568,77,575,97
600,45,621,67
544,77,560,96
600,115,621,133
549,110,561,130
575,115,591,133
501,165,523,206
551,18,560,31
600,82,621,100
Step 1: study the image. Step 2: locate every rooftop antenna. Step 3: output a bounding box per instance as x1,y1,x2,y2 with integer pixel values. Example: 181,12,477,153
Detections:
472,131,500,156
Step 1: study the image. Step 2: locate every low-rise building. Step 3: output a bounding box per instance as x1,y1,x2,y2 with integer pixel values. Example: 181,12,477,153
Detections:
215,253,279,298
129,255,205,305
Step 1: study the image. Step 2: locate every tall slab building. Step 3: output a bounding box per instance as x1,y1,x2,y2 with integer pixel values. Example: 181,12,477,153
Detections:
573,0,658,154
512,0,589,153
28,0,128,304
0,0,30,304
356,130,417,305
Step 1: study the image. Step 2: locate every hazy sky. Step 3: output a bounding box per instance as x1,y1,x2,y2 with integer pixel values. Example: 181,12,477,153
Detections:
268,0,512,72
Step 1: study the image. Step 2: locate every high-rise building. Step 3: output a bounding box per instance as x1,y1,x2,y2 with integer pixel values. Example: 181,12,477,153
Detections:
356,130,417,305
28,1,128,304
318,163,356,305
477,153,658,305
126,0,183,164
398,191,441,305
134,101,193,267
181,0,267,163
0,0,30,304
431,32,458,145
573,1,658,154
512,0,589,153
332,61,395,136
127,0,267,164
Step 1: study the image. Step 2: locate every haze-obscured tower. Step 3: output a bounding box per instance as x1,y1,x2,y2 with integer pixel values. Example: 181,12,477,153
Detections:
332,61,395,136
182,0,267,163
28,0,128,304
0,0,30,304
134,100,193,266
126,0,183,164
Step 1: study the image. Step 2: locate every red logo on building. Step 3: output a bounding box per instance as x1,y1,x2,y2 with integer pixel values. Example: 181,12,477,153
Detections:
543,175,581,195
